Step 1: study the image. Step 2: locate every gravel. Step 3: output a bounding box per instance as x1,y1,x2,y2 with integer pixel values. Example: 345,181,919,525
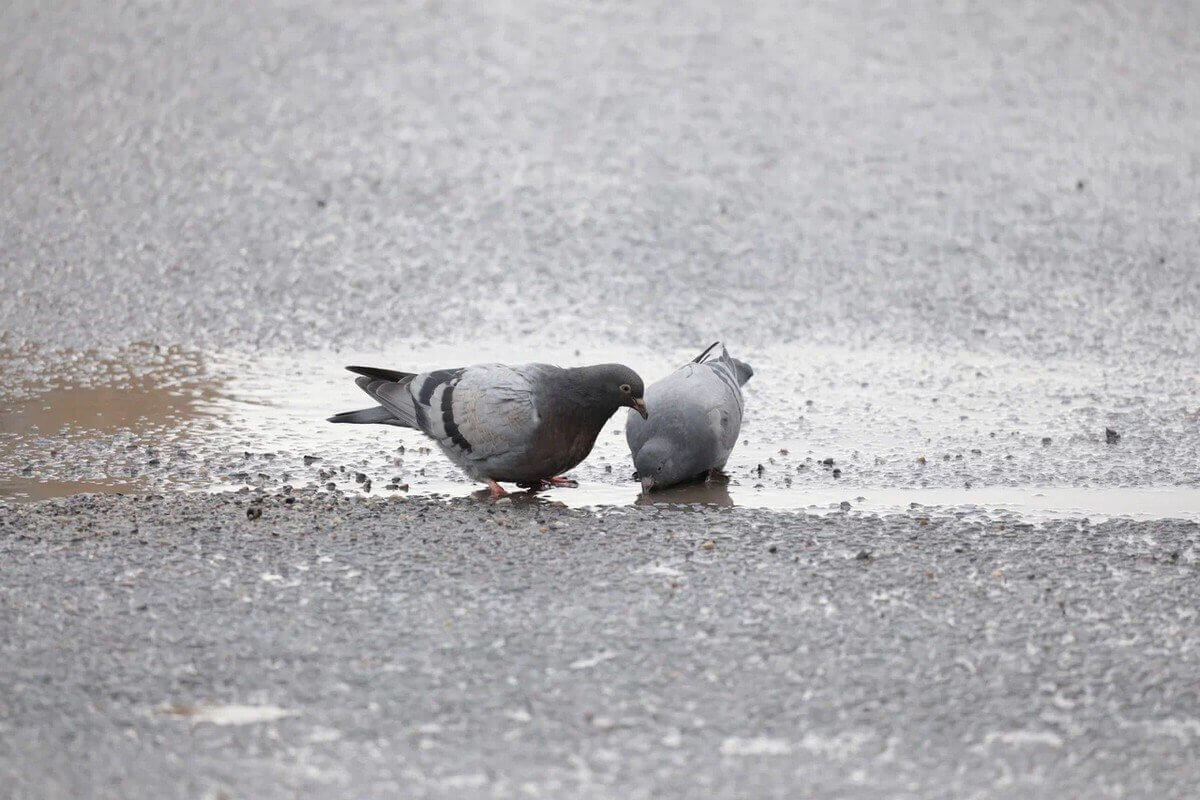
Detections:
3,490,1199,799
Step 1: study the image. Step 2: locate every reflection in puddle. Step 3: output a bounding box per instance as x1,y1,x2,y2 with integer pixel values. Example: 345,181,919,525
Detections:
0,345,222,500
1,340,1198,523
0,478,144,502
636,480,735,508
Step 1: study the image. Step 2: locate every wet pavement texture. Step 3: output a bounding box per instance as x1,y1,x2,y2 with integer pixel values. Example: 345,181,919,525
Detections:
2,0,1200,797
2,340,1198,517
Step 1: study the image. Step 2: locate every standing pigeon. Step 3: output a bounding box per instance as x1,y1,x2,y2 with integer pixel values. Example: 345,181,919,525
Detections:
626,342,753,491
329,360,647,498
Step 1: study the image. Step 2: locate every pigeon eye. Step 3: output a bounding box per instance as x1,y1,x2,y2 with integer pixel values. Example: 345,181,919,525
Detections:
620,383,631,393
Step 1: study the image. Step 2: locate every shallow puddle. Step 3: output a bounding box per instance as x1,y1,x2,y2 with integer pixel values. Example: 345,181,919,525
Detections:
1,340,1197,522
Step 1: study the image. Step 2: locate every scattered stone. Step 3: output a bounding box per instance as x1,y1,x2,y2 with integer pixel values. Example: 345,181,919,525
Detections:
1041,437,1052,446
832,468,841,478
246,506,262,520
821,458,834,467
1105,428,1121,444
354,472,367,484
855,550,872,561
755,463,765,477
701,540,716,551
839,501,851,510
304,455,321,466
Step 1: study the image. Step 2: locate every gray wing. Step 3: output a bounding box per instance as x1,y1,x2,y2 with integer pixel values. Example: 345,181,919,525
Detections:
706,348,746,456
627,345,746,463
408,363,543,465
695,342,753,388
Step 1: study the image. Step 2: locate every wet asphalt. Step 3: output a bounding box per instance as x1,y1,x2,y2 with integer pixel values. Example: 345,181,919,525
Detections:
2,0,1200,797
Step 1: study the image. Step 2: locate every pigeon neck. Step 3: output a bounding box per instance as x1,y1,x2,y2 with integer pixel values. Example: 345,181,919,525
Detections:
557,367,620,420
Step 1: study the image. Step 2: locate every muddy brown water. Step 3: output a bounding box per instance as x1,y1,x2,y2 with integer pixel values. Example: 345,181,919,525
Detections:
1,341,1197,521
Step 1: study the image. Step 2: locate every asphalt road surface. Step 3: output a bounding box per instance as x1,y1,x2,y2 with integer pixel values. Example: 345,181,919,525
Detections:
2,1,1199,798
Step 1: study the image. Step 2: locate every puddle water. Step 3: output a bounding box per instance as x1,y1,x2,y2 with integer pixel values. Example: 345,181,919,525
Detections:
1,340,1198,522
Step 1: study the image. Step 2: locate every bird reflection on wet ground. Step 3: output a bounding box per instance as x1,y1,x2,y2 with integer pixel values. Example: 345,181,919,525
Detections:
464,475,736,508
635,475,735,507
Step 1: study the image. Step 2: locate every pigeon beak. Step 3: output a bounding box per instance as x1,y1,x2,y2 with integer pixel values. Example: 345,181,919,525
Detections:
630,398,648,419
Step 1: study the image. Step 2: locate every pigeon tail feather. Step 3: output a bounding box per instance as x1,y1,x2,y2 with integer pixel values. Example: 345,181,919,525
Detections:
692,342,753,386
327,406,403,425
346,365,415,382
351,372,420,427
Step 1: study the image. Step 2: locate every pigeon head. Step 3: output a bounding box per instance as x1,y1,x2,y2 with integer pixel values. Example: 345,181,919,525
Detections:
577,363,647,419
633,436,686,491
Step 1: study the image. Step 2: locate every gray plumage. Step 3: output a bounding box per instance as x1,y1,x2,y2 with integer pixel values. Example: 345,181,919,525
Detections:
625,343,753,490
329,361,646,486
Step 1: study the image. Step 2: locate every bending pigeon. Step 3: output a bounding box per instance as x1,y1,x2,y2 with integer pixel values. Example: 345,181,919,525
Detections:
625,342,753,490
329,360,647,498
